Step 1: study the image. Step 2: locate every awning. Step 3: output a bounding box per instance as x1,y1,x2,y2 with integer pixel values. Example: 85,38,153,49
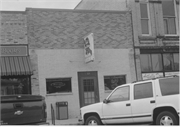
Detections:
1,56,33,76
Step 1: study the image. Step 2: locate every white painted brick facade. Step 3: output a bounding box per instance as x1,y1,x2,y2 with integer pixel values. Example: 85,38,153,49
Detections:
36,49,132,119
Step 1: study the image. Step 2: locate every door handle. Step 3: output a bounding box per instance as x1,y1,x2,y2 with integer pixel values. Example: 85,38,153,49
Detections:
126,103,131,106
150,100,155,103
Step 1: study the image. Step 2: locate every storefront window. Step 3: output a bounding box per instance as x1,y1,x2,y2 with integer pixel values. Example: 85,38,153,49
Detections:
140,54,152,72
1,76,31,95
104,75,126,90
163,54,174,71
140,53,179,73
173,53,179,70
151,54,163,71
46,78,72,94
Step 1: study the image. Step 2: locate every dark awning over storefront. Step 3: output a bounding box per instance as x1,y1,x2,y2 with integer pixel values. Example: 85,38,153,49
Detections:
1,56,33,76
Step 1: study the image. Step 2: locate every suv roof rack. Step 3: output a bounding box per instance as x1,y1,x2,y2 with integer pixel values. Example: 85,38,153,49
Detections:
132,75,179,83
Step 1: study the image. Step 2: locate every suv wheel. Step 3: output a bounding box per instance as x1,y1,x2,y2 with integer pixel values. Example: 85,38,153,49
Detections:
85,115,102,125
156,111,178,125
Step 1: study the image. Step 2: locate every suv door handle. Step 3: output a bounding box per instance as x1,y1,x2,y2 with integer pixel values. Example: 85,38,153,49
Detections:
126,103,131,106
150,100,155,103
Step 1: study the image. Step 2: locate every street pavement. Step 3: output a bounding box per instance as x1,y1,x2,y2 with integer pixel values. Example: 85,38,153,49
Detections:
47,118,80,125
46,118,151,125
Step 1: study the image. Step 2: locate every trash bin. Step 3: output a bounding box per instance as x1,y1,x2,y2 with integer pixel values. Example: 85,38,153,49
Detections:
56,102,68,120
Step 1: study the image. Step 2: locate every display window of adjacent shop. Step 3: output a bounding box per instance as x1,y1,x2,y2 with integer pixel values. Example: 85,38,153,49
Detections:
140,53,179,73
46,78,72,94
1,76,31,95
104,75,126,91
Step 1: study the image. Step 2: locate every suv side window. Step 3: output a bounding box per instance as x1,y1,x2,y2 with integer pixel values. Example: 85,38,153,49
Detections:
108,86,129,102
134,82,153,100
159,77,179,96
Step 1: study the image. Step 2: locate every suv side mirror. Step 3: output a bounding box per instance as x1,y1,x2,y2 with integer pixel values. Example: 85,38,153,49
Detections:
103,99,110,104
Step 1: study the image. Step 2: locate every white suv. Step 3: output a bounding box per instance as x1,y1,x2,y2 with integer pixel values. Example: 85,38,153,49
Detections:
79,76,179,125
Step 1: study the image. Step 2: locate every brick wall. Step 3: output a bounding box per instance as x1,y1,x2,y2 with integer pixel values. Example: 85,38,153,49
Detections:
26,9,133,49
29,49,40,95
0,11,39,95
0,12,28,44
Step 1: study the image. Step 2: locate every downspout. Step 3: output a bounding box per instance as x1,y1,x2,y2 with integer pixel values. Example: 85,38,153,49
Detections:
130,10,138,81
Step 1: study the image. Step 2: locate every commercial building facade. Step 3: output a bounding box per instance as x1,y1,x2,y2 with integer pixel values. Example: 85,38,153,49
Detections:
0,12,35,95
130,0,179,80
26,8,135,119
1,8,135,119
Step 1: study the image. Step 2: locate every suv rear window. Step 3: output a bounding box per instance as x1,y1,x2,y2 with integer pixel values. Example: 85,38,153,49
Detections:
159,77,179,96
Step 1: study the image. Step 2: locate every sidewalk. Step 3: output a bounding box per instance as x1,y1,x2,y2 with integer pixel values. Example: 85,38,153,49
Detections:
47,118,81,125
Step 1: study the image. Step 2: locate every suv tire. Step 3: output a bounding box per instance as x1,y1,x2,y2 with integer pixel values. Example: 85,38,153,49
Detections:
156,111,178,125
85,115,102,125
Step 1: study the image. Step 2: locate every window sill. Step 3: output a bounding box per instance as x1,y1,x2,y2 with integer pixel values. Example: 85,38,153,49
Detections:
138,35,156,40
162,35,179,41
164,35,179,37
46,92,73,96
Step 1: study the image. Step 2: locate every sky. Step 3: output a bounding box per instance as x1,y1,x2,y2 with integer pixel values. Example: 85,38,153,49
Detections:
0,0,82,11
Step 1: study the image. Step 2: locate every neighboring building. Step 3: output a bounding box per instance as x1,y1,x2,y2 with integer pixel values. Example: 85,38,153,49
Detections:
75,0,129,11
76,0,179,80
130,0,179,80
0,12,36,95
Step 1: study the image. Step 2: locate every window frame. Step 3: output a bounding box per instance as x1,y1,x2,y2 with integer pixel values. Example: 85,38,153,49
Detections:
1,75,32,95
162,0,179,36
163,53,174,71
173,53,179,70
140,53,163,73
140,53,179,73
139,1,152,36
46,77,72,94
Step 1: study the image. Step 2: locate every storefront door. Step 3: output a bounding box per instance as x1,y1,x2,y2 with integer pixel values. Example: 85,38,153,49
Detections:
78,71,99,108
